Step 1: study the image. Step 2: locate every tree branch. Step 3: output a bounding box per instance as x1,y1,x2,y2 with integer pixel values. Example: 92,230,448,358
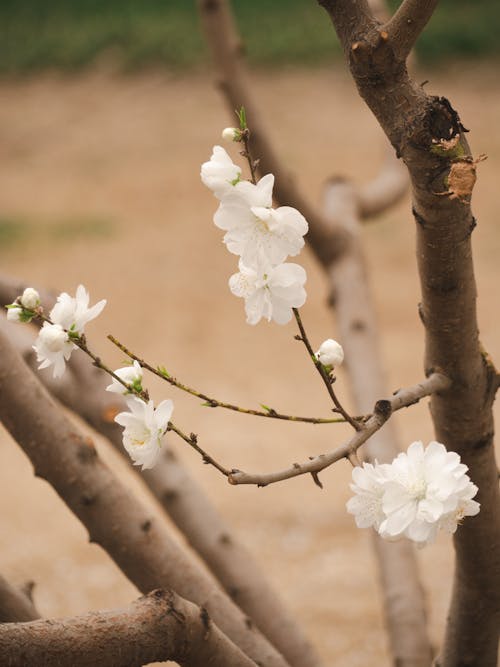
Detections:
0,297,321,667
323,179,434,666
317,4,500,663
0,329,290,667
107,333,351,425
0,574,40,623
385,0,440,60
356,147,408,218
0,589,256,667
228,373,449,486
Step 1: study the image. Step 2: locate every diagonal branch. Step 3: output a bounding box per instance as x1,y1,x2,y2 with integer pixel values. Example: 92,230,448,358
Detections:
384,0,440,60
0,328,291,667
0,589,256,667
0,291,321,667
228,373,449,486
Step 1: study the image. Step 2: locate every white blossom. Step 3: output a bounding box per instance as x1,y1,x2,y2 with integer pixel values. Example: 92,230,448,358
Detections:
20,287,40,310
201,146,242,199
215,181,308,266
50,284,106,335
346,441,480,547
229,260,306,325
106,360,143,395
346,462,393,530
33,322,75,378
6,305,23,322
316,339,344,368
114,396,173,470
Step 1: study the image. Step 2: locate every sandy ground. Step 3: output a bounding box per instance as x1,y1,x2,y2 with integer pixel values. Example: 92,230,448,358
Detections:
0,64,499,665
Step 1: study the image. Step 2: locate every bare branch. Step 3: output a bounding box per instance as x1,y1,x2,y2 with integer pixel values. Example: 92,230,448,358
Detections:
385,0,440,60
0,589,256,667
0,304,321,667
107,333,351,425
0,329,290,667
228,373,449,486
0,574,40,622
357,146,408,219
323,179,433,666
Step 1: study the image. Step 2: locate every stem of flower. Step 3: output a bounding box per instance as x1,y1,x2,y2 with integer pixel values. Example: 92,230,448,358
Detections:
292,308,361,431
107,334,356,425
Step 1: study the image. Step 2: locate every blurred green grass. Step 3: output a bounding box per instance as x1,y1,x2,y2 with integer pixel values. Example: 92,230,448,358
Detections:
1,0,499,75
0,216,114,254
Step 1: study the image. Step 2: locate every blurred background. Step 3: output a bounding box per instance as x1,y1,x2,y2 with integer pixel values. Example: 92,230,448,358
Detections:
1,0,500,73
1,2,499,665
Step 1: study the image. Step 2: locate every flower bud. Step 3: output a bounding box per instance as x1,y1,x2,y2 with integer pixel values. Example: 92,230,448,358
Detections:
316,338,344,368
221,127,240,142
6,305,22,322
20,287,40,310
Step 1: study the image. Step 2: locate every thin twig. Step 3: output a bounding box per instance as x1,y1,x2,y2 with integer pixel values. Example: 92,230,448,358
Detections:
33,313,232,476
292,308,361,431
227,373,450,487
107,334,353,425
167,423,231,477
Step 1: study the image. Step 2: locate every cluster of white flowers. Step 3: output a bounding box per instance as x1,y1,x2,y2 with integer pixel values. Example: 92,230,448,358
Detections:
6,284,106,378
346,441,480,547
201,144,307,325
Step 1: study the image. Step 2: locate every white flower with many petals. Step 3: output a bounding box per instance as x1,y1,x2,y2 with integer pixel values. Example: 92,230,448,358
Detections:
229,260,306,325
20,287,40,310
346,462,393,530
201,146,242,199
214,175,308,266
346,441,480,548
50,284,106,335
106,360,143,395
316,339,344,368
114,396,173,470
33,322,75,378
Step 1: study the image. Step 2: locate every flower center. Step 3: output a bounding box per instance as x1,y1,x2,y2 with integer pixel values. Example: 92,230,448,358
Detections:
409,479,427,501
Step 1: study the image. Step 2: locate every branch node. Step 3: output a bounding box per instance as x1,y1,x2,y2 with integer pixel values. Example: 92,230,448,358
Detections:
373,398,392,419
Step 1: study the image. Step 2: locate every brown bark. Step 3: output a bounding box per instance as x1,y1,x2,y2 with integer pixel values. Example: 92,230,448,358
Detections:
0,309,312,667
318,2,500,664
0,574,40,623
0,589,257,667
0,329,290,667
